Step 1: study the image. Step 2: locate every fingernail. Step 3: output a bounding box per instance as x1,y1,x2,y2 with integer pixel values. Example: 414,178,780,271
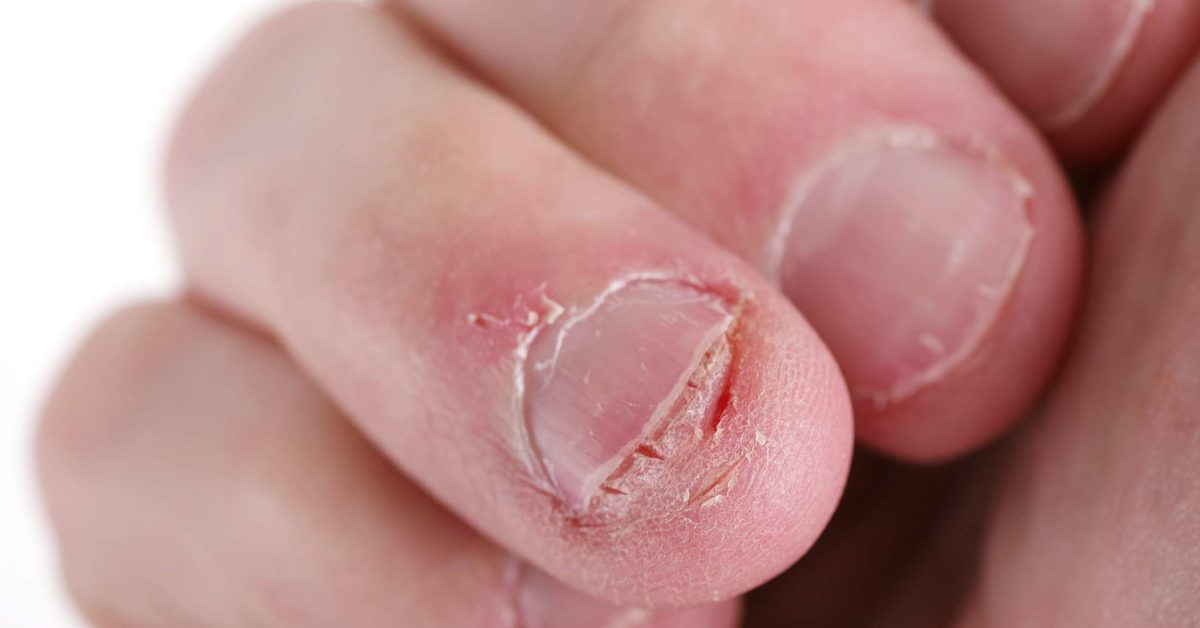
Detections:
522,280,734,508
1022,0,1154,129
778,131,1033,409
934,0,1154,130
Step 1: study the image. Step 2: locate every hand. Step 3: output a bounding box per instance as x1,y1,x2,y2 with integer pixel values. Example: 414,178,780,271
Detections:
36,1,1200,625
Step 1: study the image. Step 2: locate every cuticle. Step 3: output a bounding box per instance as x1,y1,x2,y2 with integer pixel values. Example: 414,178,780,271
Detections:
508,273,749,525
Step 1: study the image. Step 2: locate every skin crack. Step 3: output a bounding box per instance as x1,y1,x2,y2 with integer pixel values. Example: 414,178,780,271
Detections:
566,310,748,528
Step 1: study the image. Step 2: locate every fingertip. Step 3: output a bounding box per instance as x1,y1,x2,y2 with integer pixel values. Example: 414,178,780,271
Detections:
934,0,1200,162
852,128,1086,461
518,274,853,607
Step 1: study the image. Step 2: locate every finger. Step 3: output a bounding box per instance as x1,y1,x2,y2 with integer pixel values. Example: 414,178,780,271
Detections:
958,56,1200,625
389,0,1084,460
37,302,741,628
165,3,852,608
929,0,1200,160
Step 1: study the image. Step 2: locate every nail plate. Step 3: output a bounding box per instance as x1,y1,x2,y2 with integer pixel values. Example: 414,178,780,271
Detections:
778,131,1033,408
522,280,733,507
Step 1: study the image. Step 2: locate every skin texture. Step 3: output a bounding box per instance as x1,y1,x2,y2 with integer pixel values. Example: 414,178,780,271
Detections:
38,302,741,628
747,54,1200,627
34,0,1200,625
165,5,852,607
394,0,1084,461
961,53,1200,627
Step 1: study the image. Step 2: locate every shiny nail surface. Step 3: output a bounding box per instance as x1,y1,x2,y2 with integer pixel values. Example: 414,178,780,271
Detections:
779,132,1033,409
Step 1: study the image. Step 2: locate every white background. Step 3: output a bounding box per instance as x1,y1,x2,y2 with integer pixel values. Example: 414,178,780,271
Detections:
0,2,283,624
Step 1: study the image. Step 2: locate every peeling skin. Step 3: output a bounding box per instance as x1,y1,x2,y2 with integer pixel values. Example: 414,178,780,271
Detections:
453,262,847,606
467,284,567,482
688,459,746,509
581,323,740,524
505,274,759,528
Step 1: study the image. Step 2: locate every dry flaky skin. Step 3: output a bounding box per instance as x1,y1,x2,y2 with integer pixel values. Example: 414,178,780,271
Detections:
557,300,841,606
456,271,852,608
511,275,738,509
508,276,750,527
571,312,742,526
159,3,855,608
